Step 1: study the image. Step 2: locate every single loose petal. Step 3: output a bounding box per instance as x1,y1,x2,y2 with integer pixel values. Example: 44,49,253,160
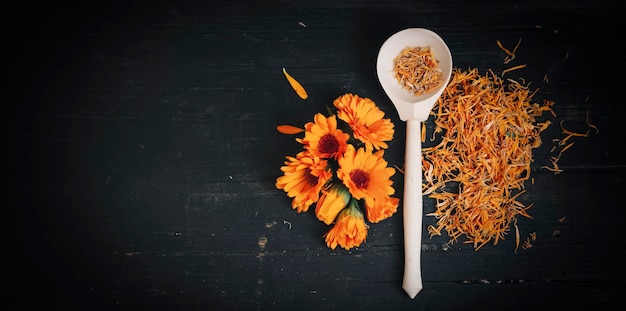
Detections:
283,67,308,100
277,125,305,134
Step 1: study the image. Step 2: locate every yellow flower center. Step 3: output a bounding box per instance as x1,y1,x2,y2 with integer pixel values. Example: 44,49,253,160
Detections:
318,134,339,155
350,169,369,189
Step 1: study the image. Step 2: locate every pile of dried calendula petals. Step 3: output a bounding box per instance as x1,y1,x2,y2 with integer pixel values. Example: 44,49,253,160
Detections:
421,67,554,250
420,36,600,251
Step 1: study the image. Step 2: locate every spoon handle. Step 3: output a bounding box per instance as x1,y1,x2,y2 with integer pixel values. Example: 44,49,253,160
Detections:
402,119,423,299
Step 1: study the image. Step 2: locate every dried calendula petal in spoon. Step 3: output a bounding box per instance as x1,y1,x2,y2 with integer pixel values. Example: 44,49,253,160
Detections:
392,46,443,97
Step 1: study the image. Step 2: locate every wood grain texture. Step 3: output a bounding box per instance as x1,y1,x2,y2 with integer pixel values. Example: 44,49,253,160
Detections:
3,0,625,310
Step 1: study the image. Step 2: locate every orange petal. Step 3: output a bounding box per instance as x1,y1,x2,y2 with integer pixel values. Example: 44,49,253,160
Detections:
277,125,304,134
283,68,308,100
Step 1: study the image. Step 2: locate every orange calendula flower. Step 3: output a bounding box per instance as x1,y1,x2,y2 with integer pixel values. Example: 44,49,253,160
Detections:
323,199,368,250
276,151,332,213
337,145,397,208
333,93,395,151
301,113,350,159
365,195,400,223
315,183,351,225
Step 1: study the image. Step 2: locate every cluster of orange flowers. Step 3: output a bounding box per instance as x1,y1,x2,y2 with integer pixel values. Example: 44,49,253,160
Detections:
276,93,399,250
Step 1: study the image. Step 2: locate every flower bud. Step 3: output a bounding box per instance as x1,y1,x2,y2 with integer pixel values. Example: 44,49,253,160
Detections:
324,200,368,250
315,183,351,225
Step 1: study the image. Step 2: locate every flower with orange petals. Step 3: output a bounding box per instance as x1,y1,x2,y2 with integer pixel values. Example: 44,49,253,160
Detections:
365,196,400,223
276,92,398,250
337,145,397,206
276,151,332,213
315,184,351,225
323,200,368,250
301,113,350,159
333,93,395,151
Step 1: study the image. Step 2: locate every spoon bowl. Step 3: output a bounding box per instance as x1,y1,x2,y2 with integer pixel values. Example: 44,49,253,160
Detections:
376,28,452,299
376,28,452,122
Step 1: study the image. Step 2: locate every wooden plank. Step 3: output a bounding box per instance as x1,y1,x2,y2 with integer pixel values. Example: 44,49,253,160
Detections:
3,0,626,309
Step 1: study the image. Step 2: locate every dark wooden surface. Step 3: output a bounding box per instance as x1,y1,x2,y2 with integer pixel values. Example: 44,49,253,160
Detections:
4,0,626,310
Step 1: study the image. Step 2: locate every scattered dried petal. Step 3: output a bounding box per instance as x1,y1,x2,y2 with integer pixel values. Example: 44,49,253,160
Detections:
502,64,527,76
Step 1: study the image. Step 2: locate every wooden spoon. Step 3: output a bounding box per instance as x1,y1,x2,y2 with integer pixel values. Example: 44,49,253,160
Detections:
376,28,452,299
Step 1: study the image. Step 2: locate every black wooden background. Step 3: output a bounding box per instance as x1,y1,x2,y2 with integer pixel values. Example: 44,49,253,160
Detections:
3,0,626,310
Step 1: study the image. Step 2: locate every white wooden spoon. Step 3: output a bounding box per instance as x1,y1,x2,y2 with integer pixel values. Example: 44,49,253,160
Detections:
376,28,452,299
